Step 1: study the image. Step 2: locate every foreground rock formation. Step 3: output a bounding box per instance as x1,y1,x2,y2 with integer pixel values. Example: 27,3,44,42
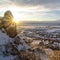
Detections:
0,11,17,38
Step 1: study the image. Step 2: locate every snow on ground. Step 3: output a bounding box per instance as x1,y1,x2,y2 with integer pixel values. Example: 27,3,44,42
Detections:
17,37,31,50
0,55,14,60
0,31,12,45
0,26,60,60
0,31,14,60
47,29,60,33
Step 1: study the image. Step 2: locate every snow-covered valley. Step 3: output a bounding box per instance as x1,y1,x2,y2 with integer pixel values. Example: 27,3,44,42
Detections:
0,26,60,60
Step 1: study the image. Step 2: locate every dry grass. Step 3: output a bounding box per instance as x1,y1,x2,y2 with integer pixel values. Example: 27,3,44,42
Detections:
50,50,60,60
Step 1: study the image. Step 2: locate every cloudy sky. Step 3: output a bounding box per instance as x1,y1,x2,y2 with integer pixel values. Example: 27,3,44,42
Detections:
0,0,60,21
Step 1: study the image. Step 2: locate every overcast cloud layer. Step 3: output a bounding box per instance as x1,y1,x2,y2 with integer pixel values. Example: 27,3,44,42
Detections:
0,0,60,21
10,0,60,9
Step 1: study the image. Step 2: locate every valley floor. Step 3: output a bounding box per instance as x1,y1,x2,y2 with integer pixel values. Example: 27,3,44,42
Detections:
0,26,60,60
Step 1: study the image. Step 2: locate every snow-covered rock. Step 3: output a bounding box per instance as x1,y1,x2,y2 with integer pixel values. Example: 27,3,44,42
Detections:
0,30,15,60
17,44,23,51
0,31,12,45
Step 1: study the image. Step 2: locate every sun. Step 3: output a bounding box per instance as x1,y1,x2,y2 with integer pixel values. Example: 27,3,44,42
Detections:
14,17,20,23
10,6,33,23
13,13,21,23
13,12,27,23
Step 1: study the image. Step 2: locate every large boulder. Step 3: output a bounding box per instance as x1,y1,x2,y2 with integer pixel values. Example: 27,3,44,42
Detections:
0,17,3,29
2,11,17,38
2,11,13,28
5,22,17,38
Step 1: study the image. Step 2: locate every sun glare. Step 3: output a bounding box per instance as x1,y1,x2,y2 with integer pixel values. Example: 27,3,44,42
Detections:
12,12,21,23
9,6,36,23
13,12,27,23
14,17,20,23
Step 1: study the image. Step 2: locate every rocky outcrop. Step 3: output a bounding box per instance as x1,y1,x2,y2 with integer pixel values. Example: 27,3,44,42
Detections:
0,11,17,38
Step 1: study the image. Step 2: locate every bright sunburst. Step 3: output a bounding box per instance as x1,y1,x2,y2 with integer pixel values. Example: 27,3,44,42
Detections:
14,15,20,23
12,12,25,23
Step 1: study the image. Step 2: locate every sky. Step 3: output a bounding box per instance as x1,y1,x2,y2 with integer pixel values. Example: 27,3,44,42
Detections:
0,0,60,21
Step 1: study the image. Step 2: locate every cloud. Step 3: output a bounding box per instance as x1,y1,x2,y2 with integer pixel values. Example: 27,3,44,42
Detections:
0,0,16,8
0,0,60,10
0,0,60,21
9,0,60,9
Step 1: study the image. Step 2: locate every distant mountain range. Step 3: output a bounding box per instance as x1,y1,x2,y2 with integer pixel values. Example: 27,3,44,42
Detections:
20,20,60,26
